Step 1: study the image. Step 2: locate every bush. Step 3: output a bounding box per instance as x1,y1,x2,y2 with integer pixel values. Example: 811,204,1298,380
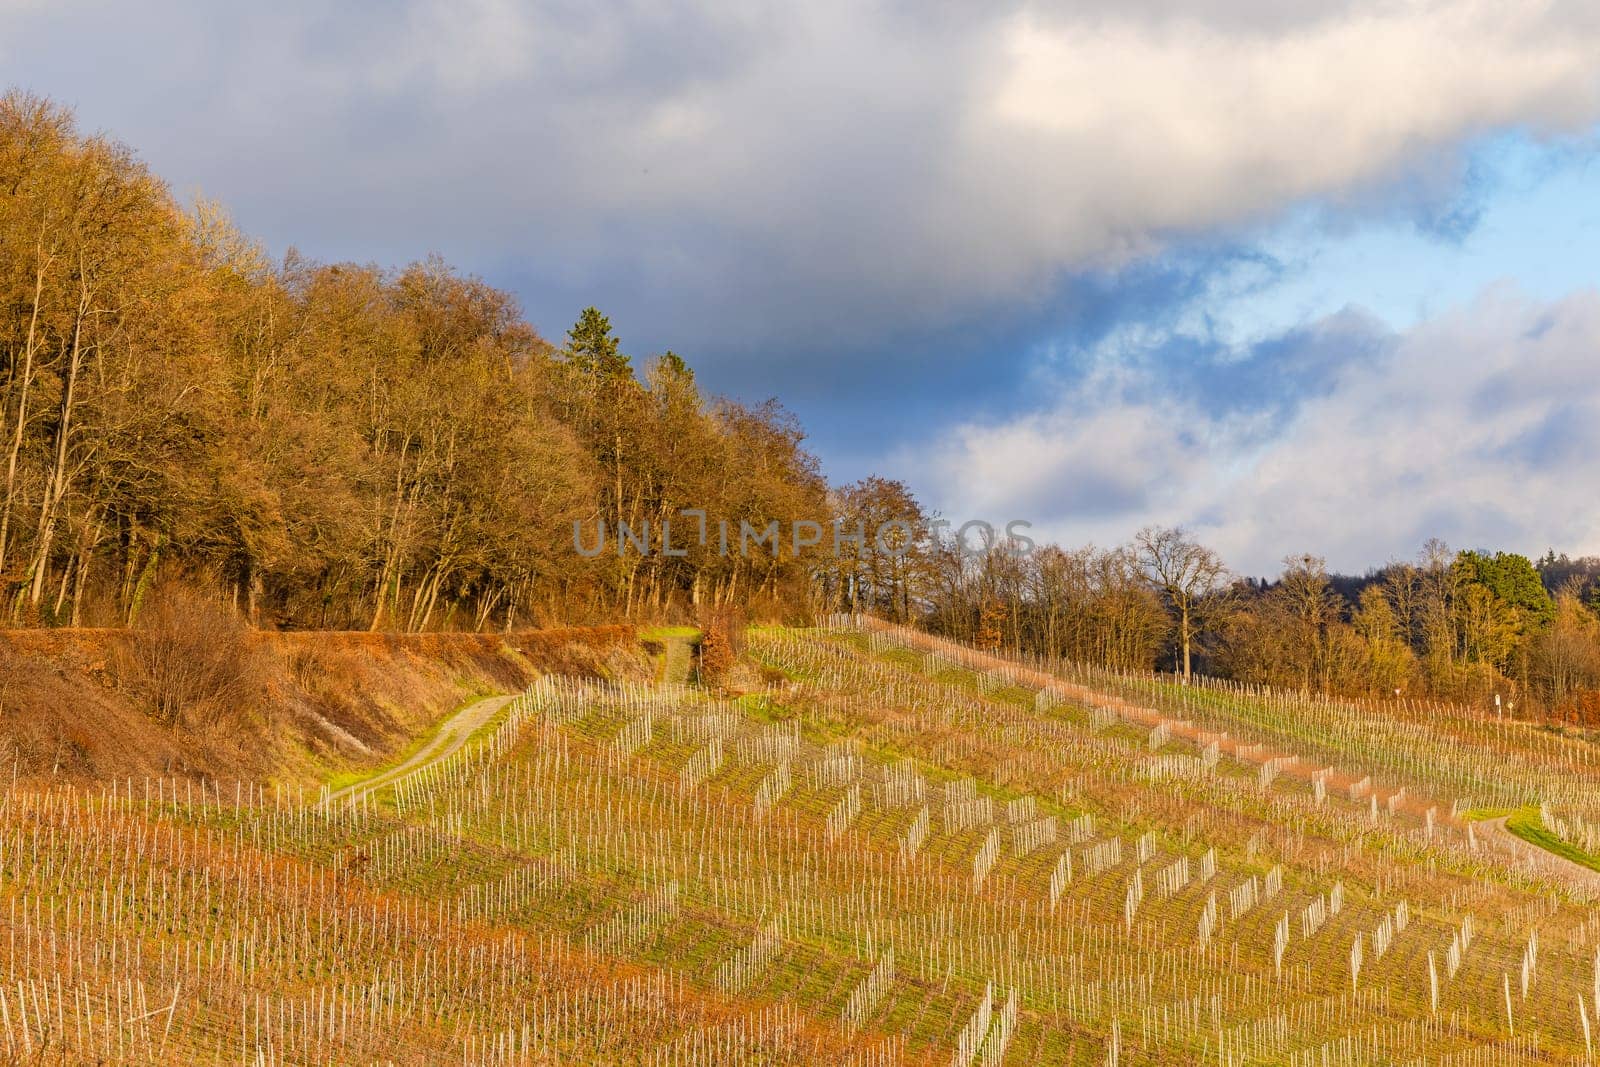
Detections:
120,584,261,727
697,608,744,684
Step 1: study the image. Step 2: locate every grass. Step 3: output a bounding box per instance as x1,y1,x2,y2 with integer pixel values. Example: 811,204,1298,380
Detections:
14,622,1600,1062
1465,805,1600,874
321,688,501,794
640,626,703,686
639,625,703,643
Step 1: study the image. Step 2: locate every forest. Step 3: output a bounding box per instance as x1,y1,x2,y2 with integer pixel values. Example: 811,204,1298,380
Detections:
0,93,825,631
5,91,1600,721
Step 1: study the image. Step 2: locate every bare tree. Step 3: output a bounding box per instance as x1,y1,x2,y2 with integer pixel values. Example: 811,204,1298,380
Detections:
1134,525,1229,680
1272,554,1345,691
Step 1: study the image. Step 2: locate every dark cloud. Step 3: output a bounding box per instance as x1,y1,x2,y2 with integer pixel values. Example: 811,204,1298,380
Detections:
1166,308,1391,421
9,0,1600,368
1490,403,1600,468
891,285,1600,572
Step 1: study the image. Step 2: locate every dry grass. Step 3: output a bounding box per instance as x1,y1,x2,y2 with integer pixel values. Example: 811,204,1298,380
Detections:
0,621,640,783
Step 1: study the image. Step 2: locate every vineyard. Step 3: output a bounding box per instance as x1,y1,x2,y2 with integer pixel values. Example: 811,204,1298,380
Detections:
4,618,1600,1063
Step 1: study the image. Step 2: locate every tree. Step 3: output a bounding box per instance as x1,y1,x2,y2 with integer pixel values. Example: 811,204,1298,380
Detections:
1529,587,1600,719
560,308,642,605
1416,538,1461,674
825,477,928,621
1536,551,1600,612
975,595,1005,652
1456,550,1554,626
1134,526,1229,680
564,307,629,378
0,93,843,631
697,607,741,684
1272,555,1344,691
1352,585,1415,695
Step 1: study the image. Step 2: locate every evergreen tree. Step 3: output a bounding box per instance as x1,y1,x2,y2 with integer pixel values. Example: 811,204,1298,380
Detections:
565,307,630,378
1454,550,1554,625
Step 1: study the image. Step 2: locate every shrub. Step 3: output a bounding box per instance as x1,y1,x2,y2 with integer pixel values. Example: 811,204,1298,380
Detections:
697,608,744,684
120,584,261,728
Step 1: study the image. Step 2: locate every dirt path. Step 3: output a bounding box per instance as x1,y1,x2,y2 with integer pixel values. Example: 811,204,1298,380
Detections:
324,694,513,804
1474,816,1600,893
662,637,694,686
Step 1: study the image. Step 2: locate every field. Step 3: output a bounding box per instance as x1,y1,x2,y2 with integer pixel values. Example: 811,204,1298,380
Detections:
4,618,1600,1063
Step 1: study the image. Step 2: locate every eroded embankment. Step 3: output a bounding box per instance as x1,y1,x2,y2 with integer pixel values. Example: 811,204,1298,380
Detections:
0,625,641,783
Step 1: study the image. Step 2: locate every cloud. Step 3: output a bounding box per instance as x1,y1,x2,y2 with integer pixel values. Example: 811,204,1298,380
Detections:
331,0,540,96
1208,284,1600,571
7,0,1600,363
979,2,1600,264
903,284,1600,574
916,389,1200,521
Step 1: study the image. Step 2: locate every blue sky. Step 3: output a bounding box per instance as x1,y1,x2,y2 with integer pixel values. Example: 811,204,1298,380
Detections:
1222,135,1600,338
6,0,1600,574
895,133,1600,573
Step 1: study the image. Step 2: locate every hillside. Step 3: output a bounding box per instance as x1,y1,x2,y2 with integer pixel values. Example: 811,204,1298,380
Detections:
0,623,639,782
3,619,1600,1062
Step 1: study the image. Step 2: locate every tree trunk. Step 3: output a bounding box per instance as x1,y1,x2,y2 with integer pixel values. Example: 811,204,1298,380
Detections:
51,556,73,619
369,441,415,631
1181,604,1192,681
0,251,49,578
27,283,91,609
69,535,94,627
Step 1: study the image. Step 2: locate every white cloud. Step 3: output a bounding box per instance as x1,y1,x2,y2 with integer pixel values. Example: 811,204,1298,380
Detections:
1204,284,1600,571
962,1,1600,287
904,369,1211,522
906,284,1600,574
9,0,1600,348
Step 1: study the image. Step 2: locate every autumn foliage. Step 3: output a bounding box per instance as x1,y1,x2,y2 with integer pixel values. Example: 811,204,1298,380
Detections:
0,93,824,632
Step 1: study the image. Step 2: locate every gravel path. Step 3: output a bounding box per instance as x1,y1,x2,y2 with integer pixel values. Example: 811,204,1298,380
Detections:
324,694,513,804
1474,815,1600,893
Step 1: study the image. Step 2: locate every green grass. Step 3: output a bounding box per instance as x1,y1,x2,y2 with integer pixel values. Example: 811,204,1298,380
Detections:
1505,807,1600,873
642,627,703,686
1460,806,1514,821
322,691,501,794
639,625,702,643
741,659,1093,829
1463,805,1600,873
732,691,789,723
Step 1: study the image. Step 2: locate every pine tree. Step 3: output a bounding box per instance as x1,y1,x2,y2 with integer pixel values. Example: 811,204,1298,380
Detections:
565,306,630,378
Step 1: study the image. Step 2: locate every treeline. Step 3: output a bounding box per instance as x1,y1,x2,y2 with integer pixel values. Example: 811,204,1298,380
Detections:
0,93,824,629
1210,545,1600,718
841,506,1600,722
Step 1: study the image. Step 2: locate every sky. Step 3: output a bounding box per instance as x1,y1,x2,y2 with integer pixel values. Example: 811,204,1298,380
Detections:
5,0,1600,575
